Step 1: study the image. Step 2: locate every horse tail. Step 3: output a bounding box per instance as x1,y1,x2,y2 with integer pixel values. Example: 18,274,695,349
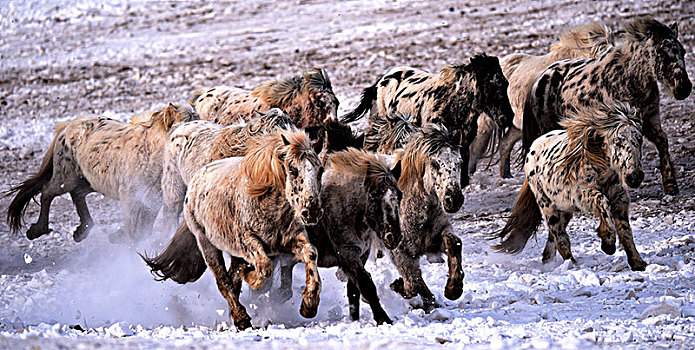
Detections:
6,123,66,234
490,178,542,254
140,221,207,284
520,76,542,157
189,87,210,109
340,81,378,123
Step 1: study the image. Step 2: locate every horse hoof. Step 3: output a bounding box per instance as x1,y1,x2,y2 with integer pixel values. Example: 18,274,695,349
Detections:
629,260,647,271
299,299,319,319
73,225,91,243
234,317,253,331
664,182,679,196
375,315,393,325
389,278,407,297
601,242,616,255
444,280,463,300
26,225,51,240
422,300,438,314
500,171,512,179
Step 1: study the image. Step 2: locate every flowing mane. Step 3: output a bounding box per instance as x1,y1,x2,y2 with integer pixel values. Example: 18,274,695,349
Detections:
438,53,493,83
363,112,419,152
133,103,198,131
558,101,640,182
252,68,333,108
328,148,394,188
623,16,677,42
211,109,294,159
550,22,615,58
241,129,314,197
396,123,458,193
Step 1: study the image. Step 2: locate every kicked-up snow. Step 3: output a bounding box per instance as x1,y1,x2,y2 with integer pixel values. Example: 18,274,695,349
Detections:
1,0,694,348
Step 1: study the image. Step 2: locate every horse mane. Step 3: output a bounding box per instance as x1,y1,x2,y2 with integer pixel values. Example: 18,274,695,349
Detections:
558,101,640,182
211,108,294,159
396,123,458,193
133,103,198,131
303,67,333,92
252,68,332,108
364,112,419,152
440,53,499,85
550,22,615,58
623,16,675,42
241,129,314,198
328,148,393,189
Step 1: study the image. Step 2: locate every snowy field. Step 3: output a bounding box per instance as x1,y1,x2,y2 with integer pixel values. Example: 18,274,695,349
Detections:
1,0,694,348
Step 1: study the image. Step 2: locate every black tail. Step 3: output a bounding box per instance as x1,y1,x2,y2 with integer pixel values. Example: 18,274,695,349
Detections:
6,124,65,234
140,221,207,284
489,179,542,254
340,81,378,123
520,86,542,157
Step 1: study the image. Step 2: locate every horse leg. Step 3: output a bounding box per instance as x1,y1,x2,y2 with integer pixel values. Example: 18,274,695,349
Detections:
468,116,493,175
459,145,470,188
338,248,391,324
605,183,647,271
26,176,69,240
498,126,522,178
161,168,186,236
237,234,274,291
541,230,557,264
196,233,252,330
576,187,619,260
69,184,94,242
289,231,321,318
642,110,678,195
540,207,576,263
388,248,438,313
441,229,464,300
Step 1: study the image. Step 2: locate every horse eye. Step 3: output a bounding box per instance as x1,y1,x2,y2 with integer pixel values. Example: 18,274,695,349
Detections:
430,161,440,171
290,167,299,177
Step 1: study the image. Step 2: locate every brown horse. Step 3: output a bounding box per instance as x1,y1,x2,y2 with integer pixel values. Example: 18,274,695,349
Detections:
160,108,294,234
262,148,402,324
469,22,615,177
6,103,198,243
191,68,339,128
522,17,691,195
143,129,324,330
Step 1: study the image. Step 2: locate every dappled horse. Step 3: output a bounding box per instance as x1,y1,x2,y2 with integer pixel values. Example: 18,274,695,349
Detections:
469,22,615,177
191,68,339,128
6,103,198,243
522,17,691,195
342,54,513,188
160,108,294,234
492,102,647,271
365,113,465,312
143,130,324,330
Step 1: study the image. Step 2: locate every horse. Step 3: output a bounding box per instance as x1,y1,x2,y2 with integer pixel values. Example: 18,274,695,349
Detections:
365,113,465,312
143,129,324,330
6,103,198,243
491,101,647,271
191,67,339,128
160,108,294,234
252,148,403,324
468,22,615,178
341,54,513,188
522,17,691,195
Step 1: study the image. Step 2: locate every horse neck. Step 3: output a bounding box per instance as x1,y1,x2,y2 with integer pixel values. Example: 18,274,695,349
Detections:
429,72,476,126
607,41,658,95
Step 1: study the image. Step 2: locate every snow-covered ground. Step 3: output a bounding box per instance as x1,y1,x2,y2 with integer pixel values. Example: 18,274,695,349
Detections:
1,1,694,348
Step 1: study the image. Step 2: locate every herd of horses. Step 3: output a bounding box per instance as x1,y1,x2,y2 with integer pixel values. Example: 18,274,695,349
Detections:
4,17,691,329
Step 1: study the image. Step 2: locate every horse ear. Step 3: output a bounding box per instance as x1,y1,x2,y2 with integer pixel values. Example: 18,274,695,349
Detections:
391,160,402,181
281,133,291,146
670,22,678,38
162,103,178,128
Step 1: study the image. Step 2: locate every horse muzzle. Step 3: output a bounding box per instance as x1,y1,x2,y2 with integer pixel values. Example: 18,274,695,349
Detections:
300,204,323,226
673,77,692,100
383,226,402,250
625,170,645,189
443,188,465,213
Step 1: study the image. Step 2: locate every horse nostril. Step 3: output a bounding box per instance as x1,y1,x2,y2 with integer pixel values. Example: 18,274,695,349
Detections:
301,209,310,219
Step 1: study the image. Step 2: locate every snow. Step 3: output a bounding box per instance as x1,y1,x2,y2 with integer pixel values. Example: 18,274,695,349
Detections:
1,0,695,348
